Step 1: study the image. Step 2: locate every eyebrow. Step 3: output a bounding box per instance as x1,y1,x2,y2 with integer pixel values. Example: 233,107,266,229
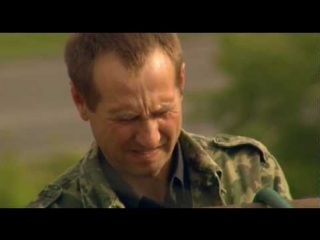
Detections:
107,101,175,118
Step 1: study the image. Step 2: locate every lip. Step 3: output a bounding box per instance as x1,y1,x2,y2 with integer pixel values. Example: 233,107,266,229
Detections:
131,148,160,158
132,149,157,155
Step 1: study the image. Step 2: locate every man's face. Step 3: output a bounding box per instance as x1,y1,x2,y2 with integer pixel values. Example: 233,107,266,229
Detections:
73,49,185,179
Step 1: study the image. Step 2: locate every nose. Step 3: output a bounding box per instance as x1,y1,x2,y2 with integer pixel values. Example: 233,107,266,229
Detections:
135,119,161,150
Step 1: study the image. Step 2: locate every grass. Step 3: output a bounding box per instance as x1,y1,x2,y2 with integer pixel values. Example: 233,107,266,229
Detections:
281,161,318,199
0,150,81,208
0,33,70,62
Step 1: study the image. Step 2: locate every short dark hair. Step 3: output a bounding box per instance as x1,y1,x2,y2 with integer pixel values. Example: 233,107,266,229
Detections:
64,33,183,112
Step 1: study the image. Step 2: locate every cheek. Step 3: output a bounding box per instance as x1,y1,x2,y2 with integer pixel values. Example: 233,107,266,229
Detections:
89,117,128,146
159,113,182,136
106,124,135,145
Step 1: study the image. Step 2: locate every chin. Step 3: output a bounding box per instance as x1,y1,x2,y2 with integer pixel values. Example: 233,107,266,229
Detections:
128,159,168,178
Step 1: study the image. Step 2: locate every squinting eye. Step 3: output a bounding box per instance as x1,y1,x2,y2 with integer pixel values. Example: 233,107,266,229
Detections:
118,118,131,122
117,116,137,122
153,111,168,118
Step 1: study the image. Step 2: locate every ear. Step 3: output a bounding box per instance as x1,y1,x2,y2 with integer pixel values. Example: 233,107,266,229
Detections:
70,81,89,121
178,62,186,98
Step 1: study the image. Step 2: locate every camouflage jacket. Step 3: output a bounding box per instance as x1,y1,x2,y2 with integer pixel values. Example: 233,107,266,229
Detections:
27,129,292,208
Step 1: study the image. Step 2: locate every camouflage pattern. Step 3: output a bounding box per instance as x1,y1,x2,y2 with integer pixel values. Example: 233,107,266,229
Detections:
27,129,292,208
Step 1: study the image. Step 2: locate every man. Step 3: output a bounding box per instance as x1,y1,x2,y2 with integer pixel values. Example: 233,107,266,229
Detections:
27,33,292,208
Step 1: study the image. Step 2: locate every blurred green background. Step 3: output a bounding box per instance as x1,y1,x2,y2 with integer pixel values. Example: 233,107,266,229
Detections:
0,33,69,62
0,33,318,207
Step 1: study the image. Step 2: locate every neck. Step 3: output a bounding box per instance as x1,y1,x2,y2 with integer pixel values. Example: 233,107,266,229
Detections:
121,160,171,203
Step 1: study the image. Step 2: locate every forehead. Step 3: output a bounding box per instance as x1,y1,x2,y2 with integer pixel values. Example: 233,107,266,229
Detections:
92,49,177,105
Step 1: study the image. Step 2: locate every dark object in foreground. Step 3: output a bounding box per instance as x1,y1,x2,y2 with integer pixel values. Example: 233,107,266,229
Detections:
212,198,319,208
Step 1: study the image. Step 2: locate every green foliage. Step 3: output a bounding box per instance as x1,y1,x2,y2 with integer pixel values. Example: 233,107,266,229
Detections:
186,33,318,198
0,150,80,207
0,33,70,61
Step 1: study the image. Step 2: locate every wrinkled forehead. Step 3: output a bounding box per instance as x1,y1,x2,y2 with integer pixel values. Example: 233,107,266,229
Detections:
92,50,179,114
94,47,175,75
93,49,176,96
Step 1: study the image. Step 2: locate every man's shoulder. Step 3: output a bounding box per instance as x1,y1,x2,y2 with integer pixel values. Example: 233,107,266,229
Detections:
184,131,292,202
26,184,64,208
27,160,83,208
185,131,272,161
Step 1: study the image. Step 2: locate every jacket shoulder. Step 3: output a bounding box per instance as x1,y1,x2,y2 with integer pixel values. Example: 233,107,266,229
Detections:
187,131,292,201
27,161,83,208
189,132,272,162
26,184,63,208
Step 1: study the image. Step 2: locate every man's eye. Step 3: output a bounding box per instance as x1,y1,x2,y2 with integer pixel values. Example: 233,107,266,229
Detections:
117,116,137,122
153,111,168,118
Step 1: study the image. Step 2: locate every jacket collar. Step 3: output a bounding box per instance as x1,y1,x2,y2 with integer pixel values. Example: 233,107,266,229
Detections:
78,142,124,208
179,129,226,207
